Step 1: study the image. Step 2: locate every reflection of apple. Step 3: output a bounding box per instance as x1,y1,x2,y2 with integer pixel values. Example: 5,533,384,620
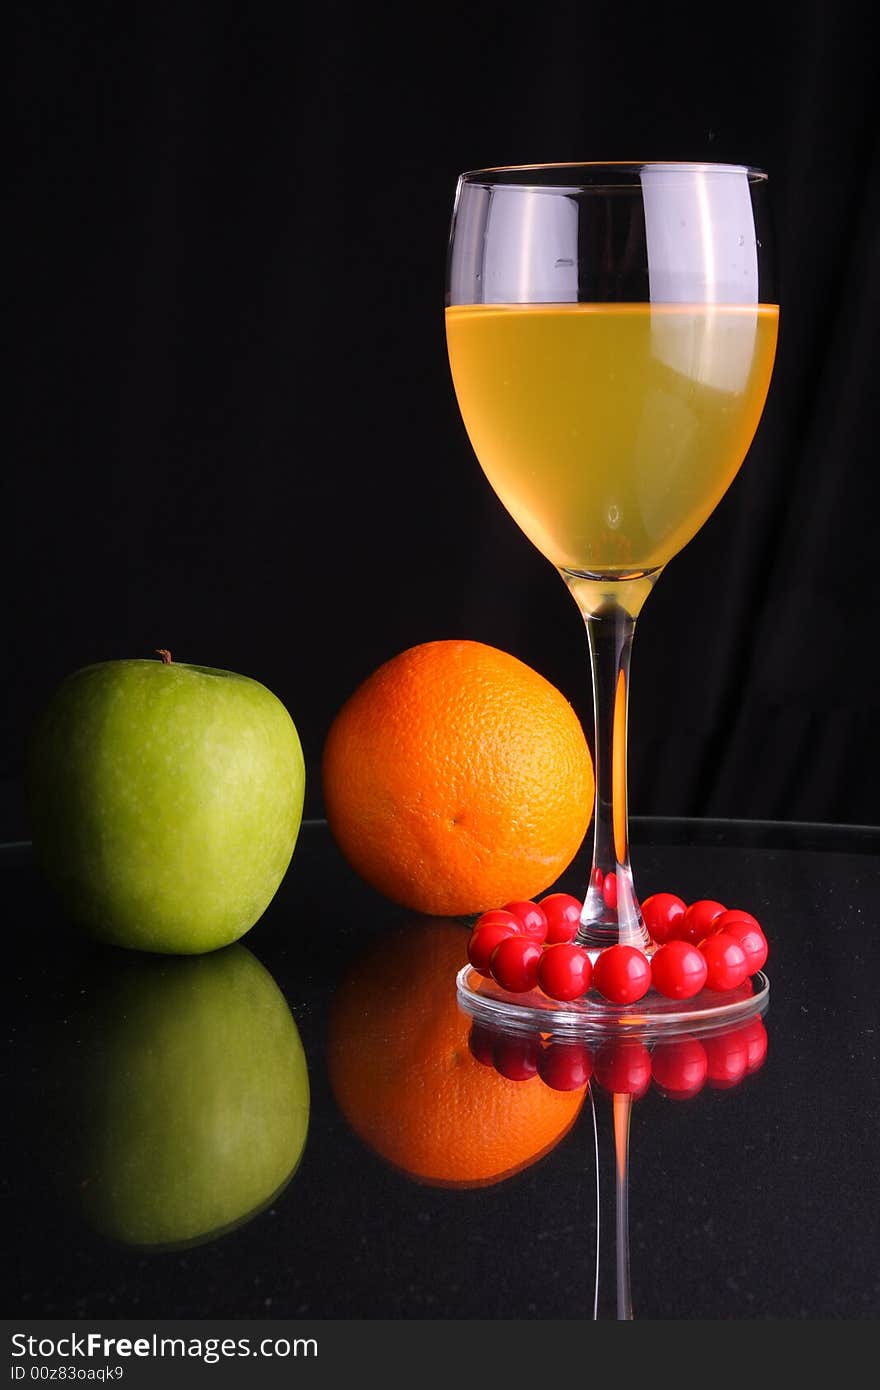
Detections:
73,944,309,1248
28,654,305,953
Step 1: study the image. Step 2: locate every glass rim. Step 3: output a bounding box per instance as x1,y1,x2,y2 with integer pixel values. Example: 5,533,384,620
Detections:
457,160,769,188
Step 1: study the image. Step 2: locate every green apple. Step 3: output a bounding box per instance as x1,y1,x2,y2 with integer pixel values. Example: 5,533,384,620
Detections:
72,944,310,1248
28,653,305,953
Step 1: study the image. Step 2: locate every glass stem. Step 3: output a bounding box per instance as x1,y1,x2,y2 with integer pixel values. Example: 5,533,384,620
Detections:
612,1093,634,1320
590,1087,634,1320
564,573,656,952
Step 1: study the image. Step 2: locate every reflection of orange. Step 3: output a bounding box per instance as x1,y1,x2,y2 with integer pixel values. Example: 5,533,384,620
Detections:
327,922,585,1187
322,640,593,916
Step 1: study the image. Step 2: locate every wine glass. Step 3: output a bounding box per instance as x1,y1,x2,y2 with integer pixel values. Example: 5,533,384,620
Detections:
446,163,777,1002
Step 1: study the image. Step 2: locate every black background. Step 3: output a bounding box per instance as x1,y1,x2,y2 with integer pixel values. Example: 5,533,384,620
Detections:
8,0,880,829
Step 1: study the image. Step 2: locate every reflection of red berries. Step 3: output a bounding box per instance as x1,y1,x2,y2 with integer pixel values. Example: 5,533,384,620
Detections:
492,1034,539,1081
592,945,651,1004
650,940,708,999
490,935,542,993
679,899,726,943
651,1037,708,1099
468,920,518,975
594,1039,652,1097
538,1041,593,1091
502,900,548,944
538,943,592,1001
470,1011,767,1104
704,1025,750,1088
738,1016,769,1073
641,892,686,945
700,933,749,991
602,872,618,909
468,1023,497,1066
540,893,582,944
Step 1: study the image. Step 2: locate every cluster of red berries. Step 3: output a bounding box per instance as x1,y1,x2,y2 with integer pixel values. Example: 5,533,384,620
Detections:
467,892,769,1004
468,1014,768,1097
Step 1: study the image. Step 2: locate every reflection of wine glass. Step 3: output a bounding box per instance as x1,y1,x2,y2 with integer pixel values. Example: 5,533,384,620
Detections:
467,1010,769,1319
446,164,778,953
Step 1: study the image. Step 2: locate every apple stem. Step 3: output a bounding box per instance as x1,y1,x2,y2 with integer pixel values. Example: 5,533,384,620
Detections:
155,649,173,664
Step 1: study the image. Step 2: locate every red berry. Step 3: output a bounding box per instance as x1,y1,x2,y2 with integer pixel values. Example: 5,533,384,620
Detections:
592,945,651,1004
602,872,618,909
592,866,604,888
594,1039,652,1097
678,899,727,943
502,900,548,944
492,1034,539,1081
712,908,762,935
651,1037,708,1099
467,1023,496,1066
537,1041,593,1091
540,892,583,944
711,915,768,974
641,892,686,945
650,940,708,999
490,935,542,993
537,943,592,1001
704,1026,750,1088
699,933,750,991
468,920,518,975
476,908,522,932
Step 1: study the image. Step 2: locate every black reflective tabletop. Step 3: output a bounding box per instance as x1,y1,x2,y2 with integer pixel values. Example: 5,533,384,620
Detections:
3,818,879,1320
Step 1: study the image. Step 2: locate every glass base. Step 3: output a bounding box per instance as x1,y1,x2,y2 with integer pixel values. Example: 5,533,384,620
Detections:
456,966,769,1040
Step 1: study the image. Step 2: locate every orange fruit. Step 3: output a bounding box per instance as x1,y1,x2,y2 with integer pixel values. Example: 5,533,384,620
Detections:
327,922,585,1187
322,640,593,916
